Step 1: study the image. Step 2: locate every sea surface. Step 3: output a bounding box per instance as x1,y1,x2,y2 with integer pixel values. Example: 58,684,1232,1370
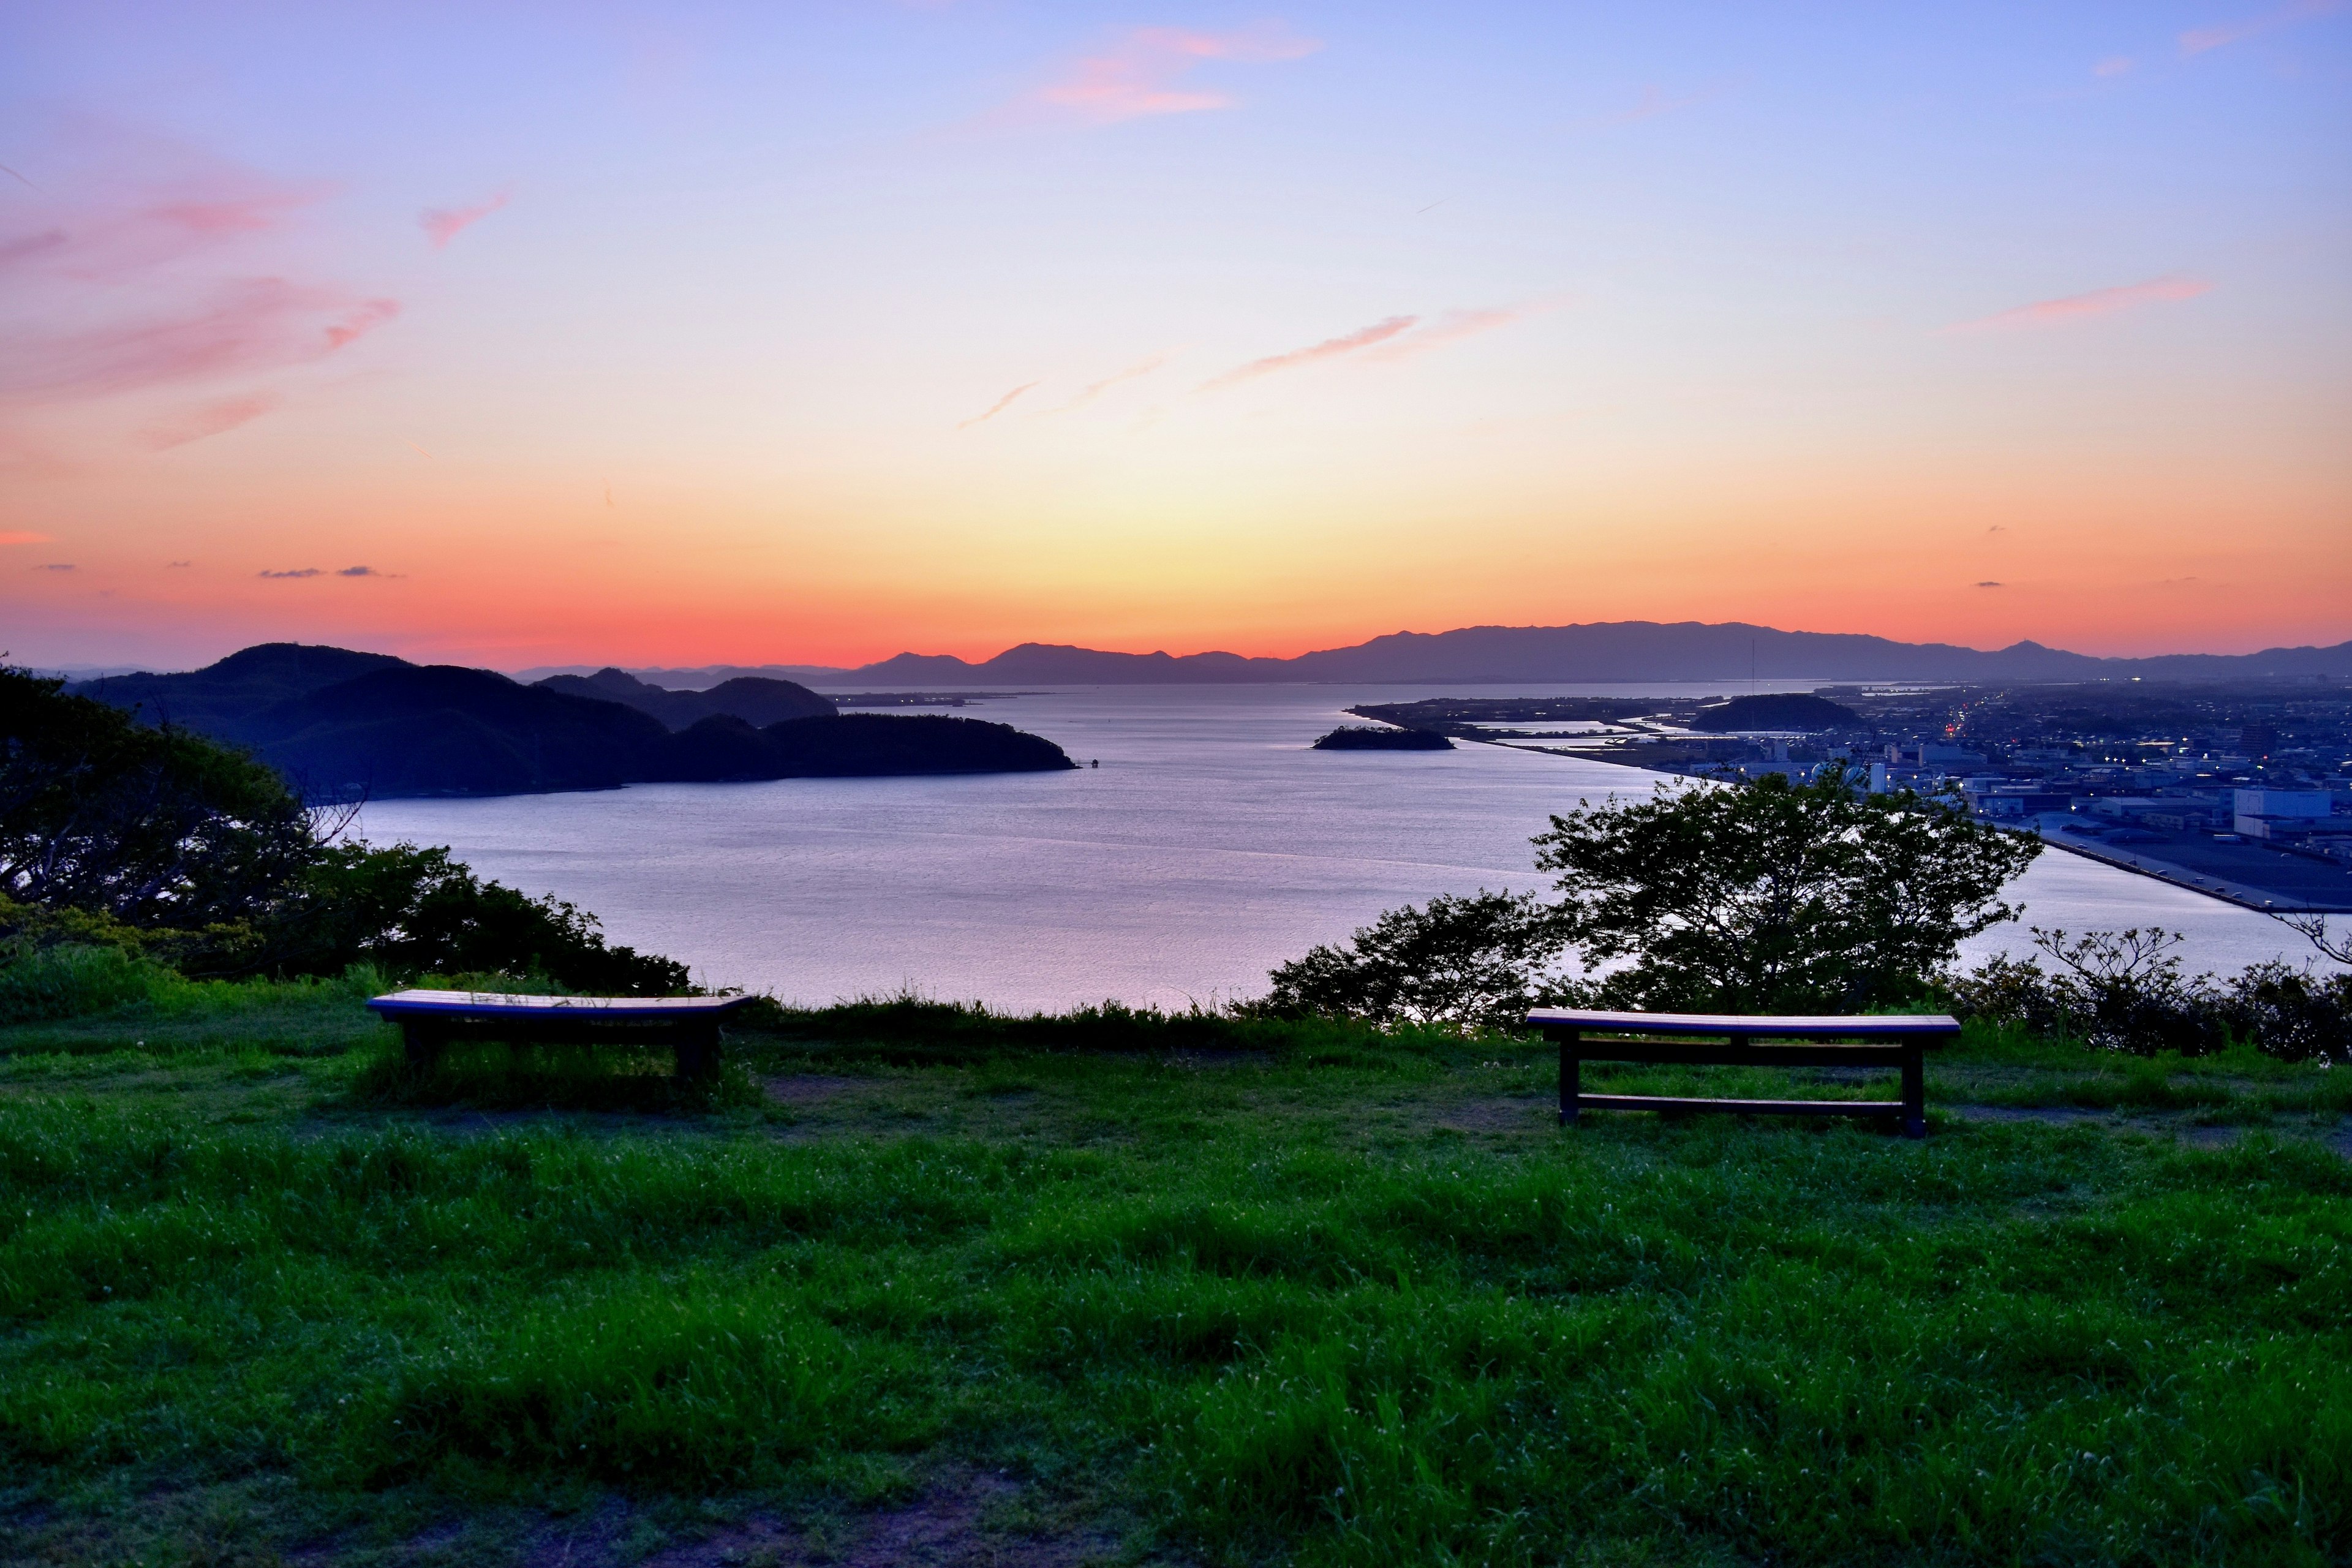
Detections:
356,684,2339,1011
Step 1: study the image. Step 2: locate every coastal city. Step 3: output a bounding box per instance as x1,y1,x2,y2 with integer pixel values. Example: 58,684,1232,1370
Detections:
1352,680,2352,912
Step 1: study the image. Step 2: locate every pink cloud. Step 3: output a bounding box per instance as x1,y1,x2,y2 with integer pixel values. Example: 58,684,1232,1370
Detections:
958,380,1040,428
1200,315,1418,390
421,189,511,249
137,391,281,451
1364,296,1571,362
2093,56,2136,77
0,531,53,546
1941,276,2212,334
0,279,399,402
1,186,324,284
2181,0,2343,53
1039,355,1170,414
1024,24,1320,124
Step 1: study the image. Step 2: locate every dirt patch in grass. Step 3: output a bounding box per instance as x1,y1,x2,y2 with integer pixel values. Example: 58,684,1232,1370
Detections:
486,1473,1117,1568
1427,1096,1555,1137
1948,1104,2119,1128
761,1074,865,1106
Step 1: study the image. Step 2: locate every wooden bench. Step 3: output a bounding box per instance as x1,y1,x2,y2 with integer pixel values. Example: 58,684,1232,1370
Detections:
366,990,755,1080
1522,1008,1960,1139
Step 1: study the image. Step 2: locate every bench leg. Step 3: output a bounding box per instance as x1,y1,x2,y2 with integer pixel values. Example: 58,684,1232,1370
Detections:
674,1024,719,1083
401,1022,441,1073
1901,1042,1926,1139
1559,1034,1580,1127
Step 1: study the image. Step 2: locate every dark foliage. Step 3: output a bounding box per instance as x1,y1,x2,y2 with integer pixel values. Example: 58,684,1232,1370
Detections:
2,666,690,995
1311,725,1455,752
0,668,315,928
1259,891,1575,1027
276,843,690,993
1536,769,2040,1012
1948,925,2351,1062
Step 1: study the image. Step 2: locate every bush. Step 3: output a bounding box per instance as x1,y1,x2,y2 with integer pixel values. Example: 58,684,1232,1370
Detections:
1946,927,2350,1063
0,940,173,1025
2216,960,2352,1065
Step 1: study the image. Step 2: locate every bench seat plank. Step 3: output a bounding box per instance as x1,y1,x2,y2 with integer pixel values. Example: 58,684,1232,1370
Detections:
366,989,753,1079
367,989,749,1018
1526,1008,1958,1039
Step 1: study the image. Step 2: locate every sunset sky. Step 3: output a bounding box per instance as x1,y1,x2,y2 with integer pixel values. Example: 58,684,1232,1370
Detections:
4,1,2348,671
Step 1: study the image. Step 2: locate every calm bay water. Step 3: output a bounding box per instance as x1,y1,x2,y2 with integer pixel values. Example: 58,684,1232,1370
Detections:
355,684,2335,1011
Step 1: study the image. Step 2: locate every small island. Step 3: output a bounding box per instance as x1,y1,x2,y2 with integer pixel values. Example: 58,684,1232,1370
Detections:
1313,725,1455,752
1689,692,1861,733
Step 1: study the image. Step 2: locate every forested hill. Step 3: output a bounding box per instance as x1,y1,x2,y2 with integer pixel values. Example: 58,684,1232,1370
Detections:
72,644,1074,798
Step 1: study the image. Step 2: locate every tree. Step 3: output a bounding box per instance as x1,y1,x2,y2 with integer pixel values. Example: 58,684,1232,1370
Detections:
1260,889,1575,1027
280,843,690,994
1,666,690,994
0,668,315,928
1532,769,2039,1012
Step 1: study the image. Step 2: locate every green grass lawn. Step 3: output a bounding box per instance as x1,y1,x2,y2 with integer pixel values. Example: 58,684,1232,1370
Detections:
1,981,2347,1566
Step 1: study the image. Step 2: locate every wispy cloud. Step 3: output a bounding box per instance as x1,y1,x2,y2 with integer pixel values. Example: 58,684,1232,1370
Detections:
1039,355,1169,414
0,531,51,546
957,380,1040,429
137,391,279,451
1202,296,1566,389
0,137,399,458
1200,316,1417,390
2180,0,2343,55
258,567,322,579
1019,24,1320,124
2093,56,2136,77
421,189,511,248
337,565,394,577
1364,296,1570,362
36,563,75,572
1976,581,2003,588
1,183,324,284
1941,276,2211,333
0,280,399,402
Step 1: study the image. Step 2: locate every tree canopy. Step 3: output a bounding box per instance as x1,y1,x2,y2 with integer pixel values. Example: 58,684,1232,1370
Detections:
1,667,687,993
1265,768,2041,1025
1536,769,2040,1013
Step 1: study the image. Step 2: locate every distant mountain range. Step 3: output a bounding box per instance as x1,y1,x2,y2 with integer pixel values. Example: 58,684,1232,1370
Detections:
513,620,2352,690
73,645,1076,798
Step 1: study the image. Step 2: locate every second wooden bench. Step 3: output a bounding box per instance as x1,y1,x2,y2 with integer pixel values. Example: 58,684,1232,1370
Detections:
1521,1008,1959,1138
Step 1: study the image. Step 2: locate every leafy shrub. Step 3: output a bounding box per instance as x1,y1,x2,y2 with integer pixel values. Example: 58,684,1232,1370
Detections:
0,940,173,1025
1947,927,2349,1063
2215,960,2352,1065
